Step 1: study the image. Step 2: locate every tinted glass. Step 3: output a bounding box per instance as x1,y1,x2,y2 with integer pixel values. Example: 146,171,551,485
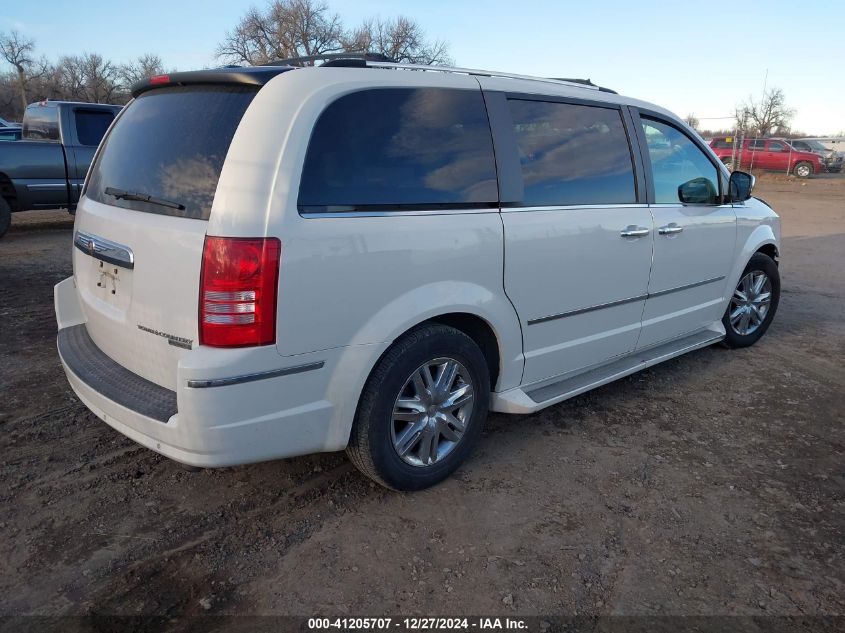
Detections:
792,141,809,151
711,139,734,149
22,106,60,141
298,88,497,211
506,99,636,206
87,86,257,220
75,110,115,146
768,141,786,152
749,140,766,150
641,118,719,205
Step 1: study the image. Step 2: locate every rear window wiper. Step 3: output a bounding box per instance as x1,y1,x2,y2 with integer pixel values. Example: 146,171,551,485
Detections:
104,187,185,211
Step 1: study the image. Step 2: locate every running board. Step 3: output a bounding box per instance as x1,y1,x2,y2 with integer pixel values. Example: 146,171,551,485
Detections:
491,329,724,414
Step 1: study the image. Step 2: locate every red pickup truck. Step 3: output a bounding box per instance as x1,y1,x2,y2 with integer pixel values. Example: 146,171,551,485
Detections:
710,137,824,178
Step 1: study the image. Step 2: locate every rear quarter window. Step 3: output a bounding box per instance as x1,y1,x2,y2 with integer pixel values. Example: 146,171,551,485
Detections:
298,88,498,212
86,86,258,220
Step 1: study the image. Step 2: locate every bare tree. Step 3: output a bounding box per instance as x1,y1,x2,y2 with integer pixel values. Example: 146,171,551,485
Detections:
737,87,795,137
218,2,451,66
684,113,700,130
343,16,451,64
0,30,36,111
120,53,166,90
217,0,345,65
53,53,122,103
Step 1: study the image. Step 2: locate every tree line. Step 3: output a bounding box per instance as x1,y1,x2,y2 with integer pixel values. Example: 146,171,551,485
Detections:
685,87,805,139
0,0,450,122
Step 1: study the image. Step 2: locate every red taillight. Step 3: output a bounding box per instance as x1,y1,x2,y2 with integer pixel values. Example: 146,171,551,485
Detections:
199,236,281,347
149,74,170,85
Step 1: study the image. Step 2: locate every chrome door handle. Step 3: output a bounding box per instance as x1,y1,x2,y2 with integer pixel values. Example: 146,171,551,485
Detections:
658,223,684,235
620,226,650,238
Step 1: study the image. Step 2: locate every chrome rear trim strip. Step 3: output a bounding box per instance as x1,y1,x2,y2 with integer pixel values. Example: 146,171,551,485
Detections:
186,361,325,388
74,230,135,270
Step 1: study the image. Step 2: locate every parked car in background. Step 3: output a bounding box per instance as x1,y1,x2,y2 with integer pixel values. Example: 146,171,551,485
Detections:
790,138,843,173
0,114,22,140
55,61,780,491
0,127,22,141
0,100,122,237
710,137,824,178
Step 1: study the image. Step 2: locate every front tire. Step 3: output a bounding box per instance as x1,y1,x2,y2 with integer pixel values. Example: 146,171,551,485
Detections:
347,324,490,491
793,161,813,178
722,252,780,348
0,197,11,239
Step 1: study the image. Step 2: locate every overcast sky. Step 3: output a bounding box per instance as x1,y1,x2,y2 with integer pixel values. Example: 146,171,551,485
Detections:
3,0,844,133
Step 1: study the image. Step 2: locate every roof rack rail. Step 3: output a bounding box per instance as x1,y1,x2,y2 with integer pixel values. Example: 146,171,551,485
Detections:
260,54,615,93
549,77,617,94
362,61,606,92
262,52,395,67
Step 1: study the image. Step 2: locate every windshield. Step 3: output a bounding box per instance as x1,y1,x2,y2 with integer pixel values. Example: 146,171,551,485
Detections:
803,140,828,151
85,85,258,220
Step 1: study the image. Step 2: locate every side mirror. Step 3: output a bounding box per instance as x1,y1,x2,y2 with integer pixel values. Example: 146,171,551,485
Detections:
729,170,755,202
678,177,718,204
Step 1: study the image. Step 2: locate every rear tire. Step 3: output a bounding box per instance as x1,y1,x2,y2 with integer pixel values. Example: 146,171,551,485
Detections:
793,161,813,178
721,253,780,348
0,198,10,239
347,324,490,491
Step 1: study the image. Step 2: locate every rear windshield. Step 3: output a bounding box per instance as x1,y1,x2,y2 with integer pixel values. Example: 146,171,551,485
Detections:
86,85,258,220
23,105,60,141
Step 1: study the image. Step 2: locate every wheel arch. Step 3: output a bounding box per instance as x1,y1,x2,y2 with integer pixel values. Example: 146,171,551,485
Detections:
791,159,814,174
755,242,779,265
0,172,18,212
723,223,780,310
357,310,509,395
323,298,524,452
418,312,501,391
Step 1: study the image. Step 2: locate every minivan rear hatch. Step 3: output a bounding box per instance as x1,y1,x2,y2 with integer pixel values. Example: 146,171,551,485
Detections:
73,82,265,390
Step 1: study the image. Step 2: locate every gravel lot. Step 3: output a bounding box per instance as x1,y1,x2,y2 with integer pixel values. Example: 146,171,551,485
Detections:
1,175,843,626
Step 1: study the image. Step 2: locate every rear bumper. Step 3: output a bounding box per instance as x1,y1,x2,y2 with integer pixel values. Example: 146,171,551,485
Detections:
58,325,177,423
54,277,382,467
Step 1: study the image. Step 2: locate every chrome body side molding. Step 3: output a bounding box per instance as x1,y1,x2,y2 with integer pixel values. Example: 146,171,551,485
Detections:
527,276,726,326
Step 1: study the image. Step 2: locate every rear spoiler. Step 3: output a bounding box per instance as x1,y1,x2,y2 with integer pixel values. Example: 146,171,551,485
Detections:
131,66,294,98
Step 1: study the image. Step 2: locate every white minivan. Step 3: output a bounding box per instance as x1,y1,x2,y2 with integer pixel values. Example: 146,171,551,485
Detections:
55,58,780,490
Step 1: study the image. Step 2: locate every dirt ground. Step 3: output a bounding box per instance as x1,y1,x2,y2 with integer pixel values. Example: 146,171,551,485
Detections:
1,175,843,627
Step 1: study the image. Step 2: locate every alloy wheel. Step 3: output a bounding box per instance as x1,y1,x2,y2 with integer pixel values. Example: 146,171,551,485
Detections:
729,271,772,336
390,357,475,467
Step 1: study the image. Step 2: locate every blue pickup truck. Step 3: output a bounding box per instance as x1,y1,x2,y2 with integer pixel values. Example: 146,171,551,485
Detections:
0,101,122,237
